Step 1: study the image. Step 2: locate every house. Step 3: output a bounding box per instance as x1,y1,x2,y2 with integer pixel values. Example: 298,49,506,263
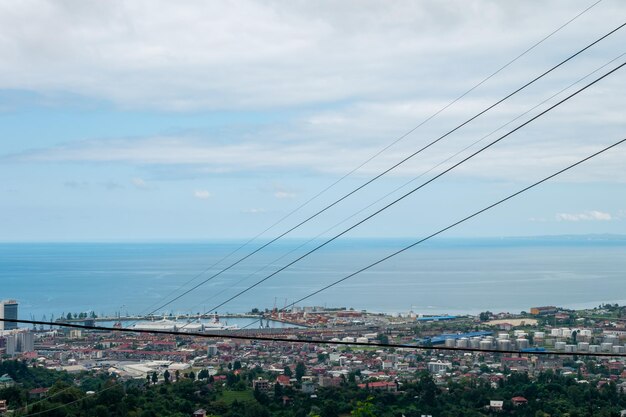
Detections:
0,399,7,413
357,381,397,392
0,374,14,388
512,396,528,406
302,381,315,394
488,400,503,411
276,375,291,386
29,387,49,400
193,409,206,417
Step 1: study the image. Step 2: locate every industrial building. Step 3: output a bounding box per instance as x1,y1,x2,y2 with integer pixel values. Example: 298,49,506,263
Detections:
530,306,557,316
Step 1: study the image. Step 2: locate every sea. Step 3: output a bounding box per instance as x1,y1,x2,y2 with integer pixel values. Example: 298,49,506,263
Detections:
1,237,625,322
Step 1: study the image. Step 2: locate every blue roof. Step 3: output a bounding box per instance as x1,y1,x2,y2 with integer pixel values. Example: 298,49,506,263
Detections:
415,316,457,321
427,331,493,344
520,347,546,352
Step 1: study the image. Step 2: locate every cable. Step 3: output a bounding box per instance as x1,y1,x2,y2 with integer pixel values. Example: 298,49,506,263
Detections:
20,383,120,417
135,0,604,321
265,136,626,327
184,52,625,321
19,386,77,415
143,20,626,318
3,318,626,359
201,60,626,317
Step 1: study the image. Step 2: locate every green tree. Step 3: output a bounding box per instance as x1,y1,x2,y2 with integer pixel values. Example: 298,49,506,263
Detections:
351,397,376,417
283,366,292,377
163,369,170,384
151,372,158,385
295,362,306,381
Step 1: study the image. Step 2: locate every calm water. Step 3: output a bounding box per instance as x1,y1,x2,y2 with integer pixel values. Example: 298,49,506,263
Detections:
1,238,625,320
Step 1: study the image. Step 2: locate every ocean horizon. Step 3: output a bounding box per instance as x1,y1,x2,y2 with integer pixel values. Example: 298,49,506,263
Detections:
2,236,625,321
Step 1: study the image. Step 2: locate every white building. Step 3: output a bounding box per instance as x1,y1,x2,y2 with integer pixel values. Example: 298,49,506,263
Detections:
427,361,451,373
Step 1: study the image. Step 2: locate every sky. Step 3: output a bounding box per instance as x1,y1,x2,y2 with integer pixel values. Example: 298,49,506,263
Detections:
0,0,625,242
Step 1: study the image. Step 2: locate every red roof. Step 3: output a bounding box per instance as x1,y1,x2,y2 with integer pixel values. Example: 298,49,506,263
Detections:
512,396,528,403
276,375,291,385
29,387,49,394
358,381,396,389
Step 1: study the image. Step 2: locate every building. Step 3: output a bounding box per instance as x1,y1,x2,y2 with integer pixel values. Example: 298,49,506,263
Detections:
193,409,206,417
357,381,398,392
5,331,34,355
427,361,452,373
0,300,18,331
0,374,15,388
530,306,557,316
253,378,270,392
0,399,7,413
207,345,218,357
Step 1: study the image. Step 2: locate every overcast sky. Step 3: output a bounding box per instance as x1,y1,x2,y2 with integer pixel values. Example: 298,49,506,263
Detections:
1,0,625,241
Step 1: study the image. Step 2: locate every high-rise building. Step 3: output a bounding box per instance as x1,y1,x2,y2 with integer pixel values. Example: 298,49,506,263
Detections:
0,300,18,331
5,332,34,355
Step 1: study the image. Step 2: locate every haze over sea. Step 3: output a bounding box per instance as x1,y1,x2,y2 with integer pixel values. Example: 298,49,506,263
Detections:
2,236,625,321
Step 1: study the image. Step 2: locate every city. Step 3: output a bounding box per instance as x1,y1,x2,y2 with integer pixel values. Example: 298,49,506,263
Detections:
3,299,626,415
1,0,625,416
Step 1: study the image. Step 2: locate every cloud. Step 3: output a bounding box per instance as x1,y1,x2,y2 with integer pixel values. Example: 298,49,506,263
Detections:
0,1,621,111
193,190,211,200
63,180,89,189
555,210,613,222
1,1,625,186
274,190,297,200
131,177,149,189
100,181,124,190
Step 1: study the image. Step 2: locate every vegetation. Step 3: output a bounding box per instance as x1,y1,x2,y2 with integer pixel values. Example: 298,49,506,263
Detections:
2,360,626,416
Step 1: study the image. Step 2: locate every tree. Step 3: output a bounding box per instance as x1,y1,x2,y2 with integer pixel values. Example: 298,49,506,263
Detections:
233,360,242,370
283,366,292,377
351,397,375,417
295,362,306,381
274,382,283,398
189,371,195,381
163,369,170,384
479,311,492,322
151,372,158,385
175,370,180,381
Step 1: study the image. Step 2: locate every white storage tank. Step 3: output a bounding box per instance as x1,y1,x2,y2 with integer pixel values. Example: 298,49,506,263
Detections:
554,342,566,351
480,340,493,350
498,333,510,340
564,344,576,353
589,345,601,353
613,345,625,354
456,338,469,348
534,331,545,339
497,339,511,351
516,339,529,350
577,342,590,352
445,338,456,348
601,342,613,352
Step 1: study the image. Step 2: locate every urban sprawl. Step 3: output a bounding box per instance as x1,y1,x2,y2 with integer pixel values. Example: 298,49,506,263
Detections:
2,300,626,415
